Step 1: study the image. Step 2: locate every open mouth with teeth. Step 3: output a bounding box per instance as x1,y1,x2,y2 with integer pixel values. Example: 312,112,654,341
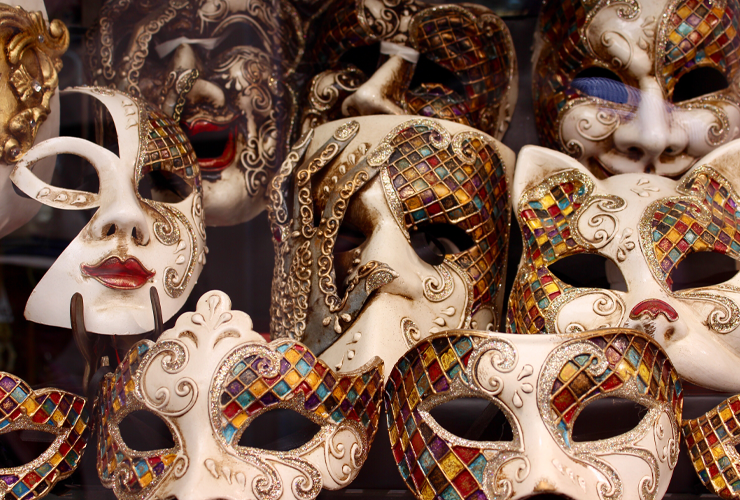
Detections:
181,119,238,178
81,256,155,290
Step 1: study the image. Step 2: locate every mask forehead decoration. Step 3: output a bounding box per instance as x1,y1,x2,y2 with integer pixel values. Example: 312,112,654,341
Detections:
301,0,517,140
86,0,304,226
534,0,740,177
0,372,89,500
507,143,740,392
268,116,513,378
0,1,67,238
97,290,383,500
384,329,682,500
683,395,740,498
10,86,206,335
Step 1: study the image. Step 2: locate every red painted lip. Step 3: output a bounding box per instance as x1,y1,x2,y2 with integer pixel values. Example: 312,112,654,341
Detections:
181,119,237,171
629,299,679,322
81,256,155,290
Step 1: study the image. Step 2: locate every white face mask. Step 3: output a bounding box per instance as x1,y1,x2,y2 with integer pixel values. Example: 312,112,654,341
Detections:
268,116,515,379
97,290,384,500
384,329,683,500
10,87,206,335
0,0,67,238
508,142,740,392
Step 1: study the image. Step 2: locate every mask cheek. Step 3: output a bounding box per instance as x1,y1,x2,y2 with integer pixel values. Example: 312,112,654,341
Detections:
300,425,366,489
675,102,740,157
554,289,627,334
559,101,620,161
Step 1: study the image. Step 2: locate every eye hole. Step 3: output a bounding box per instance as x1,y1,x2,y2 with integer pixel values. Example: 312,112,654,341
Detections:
0,430,56,467
572,66,632,104
137,170,193,203
334,220,367,254
409,56,467,98
571,397,647,441
237,408,321,452
209,23,265,57
669,251,738,291
429,398,514,442
338,43,380,78
672,66,728,103
547,254,628,291
118,410,176,451
409,224,475,266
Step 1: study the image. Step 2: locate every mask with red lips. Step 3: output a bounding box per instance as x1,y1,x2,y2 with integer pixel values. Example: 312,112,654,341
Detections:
507,142,740,392
9,87,206,335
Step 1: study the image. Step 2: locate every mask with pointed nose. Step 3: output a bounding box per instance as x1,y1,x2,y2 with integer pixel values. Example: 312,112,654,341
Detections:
507,143,740,392
86,0,304,226
534,0,740,177
384,329,683,500
301,0,518,140
268,115,514,379
97,290,384,500
10,87,206,335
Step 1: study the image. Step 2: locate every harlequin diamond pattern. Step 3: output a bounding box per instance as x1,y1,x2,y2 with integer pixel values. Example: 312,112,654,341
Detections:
661,0,740,92
407,85,472,126
312,0,372,67
0,373,88,500
506,267,569,334
98,342,178,495
141,106,200,188
649,172,740,289
387,124,509,314
550,333,682,445
683,395,740,498
217,340,382,445
384,334,486,500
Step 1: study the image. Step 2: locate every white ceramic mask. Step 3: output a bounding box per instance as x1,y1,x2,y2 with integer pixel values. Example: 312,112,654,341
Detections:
507,143,740,392
10,86,206,335
0,0,67,238
268,116,514,379
97,290,384,500
385,329,683,500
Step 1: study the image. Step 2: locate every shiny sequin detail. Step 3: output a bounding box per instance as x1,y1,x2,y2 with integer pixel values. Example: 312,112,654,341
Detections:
683,395,740,498
385,123,510,315
140,107,200,190
0,373,88,500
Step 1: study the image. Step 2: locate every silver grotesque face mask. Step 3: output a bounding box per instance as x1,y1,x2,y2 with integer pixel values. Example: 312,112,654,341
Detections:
97,290,383,500
11,87,205,335
385,329,683,500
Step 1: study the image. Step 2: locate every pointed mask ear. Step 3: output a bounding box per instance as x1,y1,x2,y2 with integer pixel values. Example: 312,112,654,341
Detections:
678,137,740,191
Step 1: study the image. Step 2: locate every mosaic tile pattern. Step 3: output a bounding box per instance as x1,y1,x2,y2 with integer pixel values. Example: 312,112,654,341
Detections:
140,105,200,191
683,395,740,498
549,332,682,445
0,373,88,500
386,124,509,314
384,333,483,500
506,177,588,334
98,342,178,496
406,85,472,126
650,169,740,289
217,340,383,444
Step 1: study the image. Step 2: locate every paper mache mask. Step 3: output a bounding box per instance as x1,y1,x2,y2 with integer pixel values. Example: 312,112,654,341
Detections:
301,0,517,140
10,86,206,335
268,116,514,377
533,0,740,177
384,329,683,500
506,143,740,392
683,394,740,498
0,371,89,500
0,0,67,238
86,0,304,226
97,290,383,500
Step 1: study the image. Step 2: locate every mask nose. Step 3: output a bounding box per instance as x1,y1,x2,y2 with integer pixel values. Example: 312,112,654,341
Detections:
341,54,413,116
89,188,150,245
625,298,686,342
612,78,689,171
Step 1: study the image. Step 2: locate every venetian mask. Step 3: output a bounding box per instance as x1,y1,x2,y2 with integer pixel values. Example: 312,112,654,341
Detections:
268,116,514,378
0,0,67,238
683,394,740,498
0,371,89,500
533,0,740,177
301,0,517,140
97,290,383,500
86,0,303,226
507,143,740,392
10,86,206,335
384,329,683,500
